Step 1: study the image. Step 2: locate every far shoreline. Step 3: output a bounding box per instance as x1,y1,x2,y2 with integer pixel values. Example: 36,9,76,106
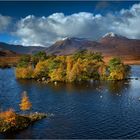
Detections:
1,55,140,68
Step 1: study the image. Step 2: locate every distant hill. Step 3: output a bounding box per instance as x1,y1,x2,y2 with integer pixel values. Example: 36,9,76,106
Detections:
0,42,45,68
0,49,20,68
0,42,45,54
0,50,18,57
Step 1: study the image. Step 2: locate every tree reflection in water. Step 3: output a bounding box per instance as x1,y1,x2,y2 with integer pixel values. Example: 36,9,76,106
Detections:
17,79,130,96
107,80,130,95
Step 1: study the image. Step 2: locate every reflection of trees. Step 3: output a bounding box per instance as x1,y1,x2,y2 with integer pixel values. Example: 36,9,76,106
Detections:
46,82,100,93
17,79,33,86
17,78,130,96
48,80,131,95
107,80,130,95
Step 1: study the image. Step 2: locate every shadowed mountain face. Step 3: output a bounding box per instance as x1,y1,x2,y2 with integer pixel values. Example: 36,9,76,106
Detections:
45,37,101,55
45,37,115,56
0,42,45,55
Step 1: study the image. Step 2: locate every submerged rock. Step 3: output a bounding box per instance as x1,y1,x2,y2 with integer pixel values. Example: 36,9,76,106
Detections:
42,77,46,81
54,81,57,85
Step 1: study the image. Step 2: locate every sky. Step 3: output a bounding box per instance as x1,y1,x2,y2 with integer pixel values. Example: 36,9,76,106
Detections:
0,1,140,47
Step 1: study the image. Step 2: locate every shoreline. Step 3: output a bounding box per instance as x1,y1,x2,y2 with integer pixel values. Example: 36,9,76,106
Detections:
0,112,47,133
1,58,140,69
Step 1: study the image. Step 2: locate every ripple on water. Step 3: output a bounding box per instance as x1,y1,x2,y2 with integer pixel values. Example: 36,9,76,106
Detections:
1,67,140,138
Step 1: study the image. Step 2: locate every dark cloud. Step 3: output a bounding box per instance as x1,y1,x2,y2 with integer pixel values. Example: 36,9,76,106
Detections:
0,14,11,32
96,1,110,9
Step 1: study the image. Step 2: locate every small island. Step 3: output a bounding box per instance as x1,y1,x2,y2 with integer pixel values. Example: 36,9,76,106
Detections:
0,91,47,133
15,50,130,82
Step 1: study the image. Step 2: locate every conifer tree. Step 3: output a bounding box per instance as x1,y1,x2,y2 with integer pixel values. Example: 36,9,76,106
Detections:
19,91,32,111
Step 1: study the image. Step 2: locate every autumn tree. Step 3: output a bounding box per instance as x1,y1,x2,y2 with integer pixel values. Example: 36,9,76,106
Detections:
19,91,32,112
98,63,108,80
16,66,34,79
33,60,49,79
108,57,130,80
17,55,31,68
48,56,66,81
68,58,83,82
73,50,87,60
49,64,66,81
92,52,103,62
15,52,129,82
31,51,47,67
0,108,17,126
66,56,74,81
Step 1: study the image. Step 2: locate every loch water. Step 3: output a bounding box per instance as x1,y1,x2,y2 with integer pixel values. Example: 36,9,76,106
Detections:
0,65,140,139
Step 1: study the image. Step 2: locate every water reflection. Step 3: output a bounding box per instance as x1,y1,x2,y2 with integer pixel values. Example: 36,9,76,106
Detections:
107,80,130,95
17,79,131,97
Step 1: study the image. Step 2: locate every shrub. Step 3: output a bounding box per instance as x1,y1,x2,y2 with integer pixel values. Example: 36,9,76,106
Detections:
19,91,32,111
17,55,31,68
15,66,33,79
0,108,17,126
108,57,129,80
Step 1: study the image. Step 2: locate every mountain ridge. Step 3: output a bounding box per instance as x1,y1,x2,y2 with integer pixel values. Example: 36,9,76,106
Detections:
1,33,140,62
0,42,45,54
45,33,140,56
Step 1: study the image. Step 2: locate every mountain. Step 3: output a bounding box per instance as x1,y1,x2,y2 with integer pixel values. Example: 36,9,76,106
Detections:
45,37,103,55
45,33,140,64
45,33,140,56
0,42,45,54
99,32,140,56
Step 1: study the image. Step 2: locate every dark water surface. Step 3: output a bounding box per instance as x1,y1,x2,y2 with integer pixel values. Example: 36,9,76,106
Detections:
0,66,140,139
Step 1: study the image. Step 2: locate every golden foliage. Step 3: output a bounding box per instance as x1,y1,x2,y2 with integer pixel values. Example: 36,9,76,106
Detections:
49,64,65,81
108,57,129,80
66,56,74,81
15,51,129,81
109,65,126,80
33,60,49,78
16,66,33,79
19,91,32,111
0,108,17,126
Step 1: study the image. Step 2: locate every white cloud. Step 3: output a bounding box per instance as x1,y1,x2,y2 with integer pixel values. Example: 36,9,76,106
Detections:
115,3,140,39
0,14,12,32
13,3,140,47
15,12,103,46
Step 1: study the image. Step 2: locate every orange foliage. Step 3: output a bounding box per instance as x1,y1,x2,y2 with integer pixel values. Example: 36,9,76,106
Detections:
49,64,65,81
16,66,33,79
33,60,49,78
66,56,74,81
19,91,32,111
0,108,17,126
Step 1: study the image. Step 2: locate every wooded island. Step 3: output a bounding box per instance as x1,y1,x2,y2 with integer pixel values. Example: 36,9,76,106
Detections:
15,50,130,82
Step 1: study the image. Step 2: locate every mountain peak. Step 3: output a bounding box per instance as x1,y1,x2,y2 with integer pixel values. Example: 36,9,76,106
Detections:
103,32,117,38
102,32,128,40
